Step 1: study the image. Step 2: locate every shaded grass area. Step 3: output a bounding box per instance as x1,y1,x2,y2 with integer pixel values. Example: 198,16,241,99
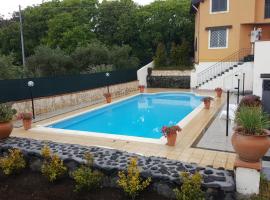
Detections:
0,169,168,200
250,175,270,200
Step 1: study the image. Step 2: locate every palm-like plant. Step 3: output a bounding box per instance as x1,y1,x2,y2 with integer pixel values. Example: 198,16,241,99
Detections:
235,106,270,136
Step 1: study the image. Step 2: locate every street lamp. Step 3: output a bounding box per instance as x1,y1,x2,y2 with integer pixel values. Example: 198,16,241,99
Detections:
27,81,35,119
105,72,110,93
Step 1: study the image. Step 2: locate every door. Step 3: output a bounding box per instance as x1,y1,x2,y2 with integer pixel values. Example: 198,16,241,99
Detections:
262,79,270,114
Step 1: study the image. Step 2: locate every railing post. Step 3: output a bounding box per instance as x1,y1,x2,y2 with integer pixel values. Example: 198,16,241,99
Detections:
226,90,230,137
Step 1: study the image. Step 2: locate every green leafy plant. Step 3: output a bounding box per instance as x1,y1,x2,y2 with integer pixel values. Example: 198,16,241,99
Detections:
235,106,270,136
41,145,67,182
72,153,103,192
0,149,26,175
0,103,17,123
118,157,151,200
174,172,205,200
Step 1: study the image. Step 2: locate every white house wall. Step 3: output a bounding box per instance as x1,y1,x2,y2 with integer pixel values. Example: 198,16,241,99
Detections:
253,41,270,97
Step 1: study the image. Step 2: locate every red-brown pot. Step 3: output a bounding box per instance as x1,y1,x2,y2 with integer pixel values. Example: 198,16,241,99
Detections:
105,96,112,103
166,133,177,146
216,90,222,98
204,100,211,109
0,122,13,139
139,87,145,93
23,119,32,130
231,130,270,162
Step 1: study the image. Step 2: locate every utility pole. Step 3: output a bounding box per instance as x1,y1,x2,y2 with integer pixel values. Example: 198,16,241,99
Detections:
19,5,26,67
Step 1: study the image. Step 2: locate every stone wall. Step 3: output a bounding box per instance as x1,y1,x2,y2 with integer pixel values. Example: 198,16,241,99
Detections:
151,70,191,76
12,81,138,115
147,76,190,89
0,137,235,199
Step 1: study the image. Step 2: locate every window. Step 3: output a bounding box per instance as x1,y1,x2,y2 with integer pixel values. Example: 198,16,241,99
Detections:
211,0,228,13
265,0,270,18
209,28,228,48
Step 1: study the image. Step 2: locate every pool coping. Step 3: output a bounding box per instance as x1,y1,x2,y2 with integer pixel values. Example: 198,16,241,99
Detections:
32,91,206,144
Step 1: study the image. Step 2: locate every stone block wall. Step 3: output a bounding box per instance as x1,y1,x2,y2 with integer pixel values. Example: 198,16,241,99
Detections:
147,76,191,89
12,81,138,115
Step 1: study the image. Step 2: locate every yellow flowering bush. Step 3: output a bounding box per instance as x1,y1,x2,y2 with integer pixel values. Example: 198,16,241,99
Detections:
118,157,151,200
72,153,103,192
174,172,205,200
41,146,67,182
0,149,26,175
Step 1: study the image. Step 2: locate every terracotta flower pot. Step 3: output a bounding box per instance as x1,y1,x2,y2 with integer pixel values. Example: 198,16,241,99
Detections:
231,131,270,162
105,96,112,103
0,122,13,139
166,133,177,146
216,90,222,98
23,119,32,130
139,87,145,93
204,100,211,109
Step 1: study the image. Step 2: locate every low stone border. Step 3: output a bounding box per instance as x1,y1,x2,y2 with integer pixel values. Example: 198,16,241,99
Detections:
0,137,235,199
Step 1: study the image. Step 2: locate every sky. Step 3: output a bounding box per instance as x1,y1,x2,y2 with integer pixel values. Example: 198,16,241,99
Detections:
0,0,155,19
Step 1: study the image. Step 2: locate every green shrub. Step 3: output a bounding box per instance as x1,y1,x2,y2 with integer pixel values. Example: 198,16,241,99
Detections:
174,172,205,200
235,106,270,135
118,157,151,200
72,153,103,192
0,103,17,123
0,149,26,175
41,145,67,182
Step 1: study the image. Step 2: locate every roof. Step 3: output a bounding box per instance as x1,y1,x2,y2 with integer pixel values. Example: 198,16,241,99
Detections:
192,0,203,4
191,0,203,13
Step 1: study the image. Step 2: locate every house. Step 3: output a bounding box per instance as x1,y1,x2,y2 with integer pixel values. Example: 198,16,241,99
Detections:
190,0,270,94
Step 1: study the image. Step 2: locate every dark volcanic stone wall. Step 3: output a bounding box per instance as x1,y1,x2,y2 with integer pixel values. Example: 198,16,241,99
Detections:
147,76,190,89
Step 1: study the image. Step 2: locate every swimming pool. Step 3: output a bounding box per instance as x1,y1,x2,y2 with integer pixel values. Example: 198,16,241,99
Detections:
46,93,203,141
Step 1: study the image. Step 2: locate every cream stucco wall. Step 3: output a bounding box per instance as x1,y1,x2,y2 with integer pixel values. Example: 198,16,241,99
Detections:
194,0,270,62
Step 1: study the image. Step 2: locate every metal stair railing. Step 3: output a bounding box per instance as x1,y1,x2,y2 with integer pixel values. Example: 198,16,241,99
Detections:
197,48,252,87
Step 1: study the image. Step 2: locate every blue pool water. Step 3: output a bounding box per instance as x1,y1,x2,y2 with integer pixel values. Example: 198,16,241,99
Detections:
49,93,203,139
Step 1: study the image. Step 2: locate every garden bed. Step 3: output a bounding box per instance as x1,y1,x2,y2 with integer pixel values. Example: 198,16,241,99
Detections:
0,169,166,200
0,137,235,199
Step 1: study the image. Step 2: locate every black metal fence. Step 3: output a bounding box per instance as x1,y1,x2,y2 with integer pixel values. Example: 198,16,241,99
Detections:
0,69,137,103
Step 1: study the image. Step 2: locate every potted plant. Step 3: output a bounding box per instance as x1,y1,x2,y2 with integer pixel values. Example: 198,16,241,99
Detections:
138,85,145,93
0,103,17,139
238,95,261,108
104,93,112,103
18,113,33,130
201,97,213,109
215,87,223,98
231,106,270,163
161,125,182,146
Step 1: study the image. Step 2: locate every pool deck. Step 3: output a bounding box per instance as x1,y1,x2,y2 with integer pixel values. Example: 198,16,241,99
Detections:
11,88,236,170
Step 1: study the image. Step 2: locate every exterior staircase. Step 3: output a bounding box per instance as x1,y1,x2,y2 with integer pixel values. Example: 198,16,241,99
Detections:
196,48,254,89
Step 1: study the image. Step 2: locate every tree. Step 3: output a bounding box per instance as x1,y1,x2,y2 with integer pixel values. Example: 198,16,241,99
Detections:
169,42,177,66
110,45,139,70
71,41,110,72
0,55,24,80
154,43,167,67
175,40,192,68
26,45,74,77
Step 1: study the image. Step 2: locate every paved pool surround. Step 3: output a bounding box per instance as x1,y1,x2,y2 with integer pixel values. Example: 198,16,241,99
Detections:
0,137,235,199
